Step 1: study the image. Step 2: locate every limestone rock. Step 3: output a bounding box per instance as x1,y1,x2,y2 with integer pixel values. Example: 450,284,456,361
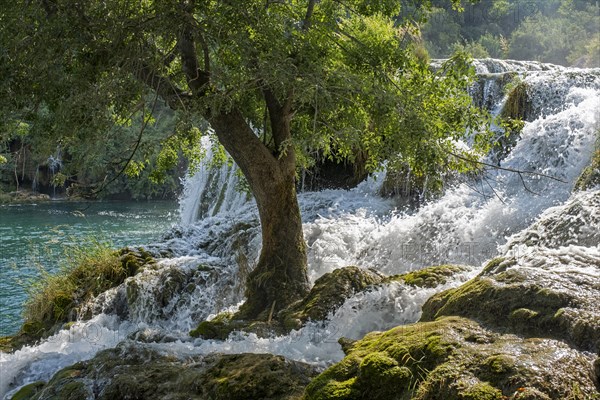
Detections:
304,317,598,400
11,345,318,400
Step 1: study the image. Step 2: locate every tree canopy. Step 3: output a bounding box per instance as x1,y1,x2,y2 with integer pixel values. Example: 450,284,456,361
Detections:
1,0,488,185
0,0,490,318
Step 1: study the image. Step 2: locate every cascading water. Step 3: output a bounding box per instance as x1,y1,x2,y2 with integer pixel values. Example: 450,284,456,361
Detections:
179,136,250,225
46,146,63,198
1,59,599,398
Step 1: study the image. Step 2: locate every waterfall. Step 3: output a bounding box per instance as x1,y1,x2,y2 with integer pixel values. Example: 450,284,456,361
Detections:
179,136,250,225
47,146,63,198
2,59,599,398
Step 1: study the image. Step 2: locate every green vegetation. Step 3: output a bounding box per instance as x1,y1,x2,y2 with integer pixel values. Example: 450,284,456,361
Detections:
0,103,184,200
24,243,151,326
12,349,318,400
501,79,531,121
0,0,493,320
421,256,600,353
574,131,600,191
385,264,471,288
418,0,599,67
191,266,385,339
304,316,598,399
0,242,153,350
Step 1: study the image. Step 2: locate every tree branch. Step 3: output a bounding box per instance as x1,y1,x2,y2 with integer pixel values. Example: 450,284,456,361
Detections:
447,150,566,183
133,62,192,110
179,1,210,96
90,88,161,196
303,0,317,29
262,87,293,156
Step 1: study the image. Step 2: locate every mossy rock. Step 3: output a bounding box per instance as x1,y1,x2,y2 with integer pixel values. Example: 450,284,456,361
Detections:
384,265,472,288
279,266,384,328
190,266,385,339
304,317,598,399
501,81,531,121
575,148,600,192
190,312,240,340
15,345,318,400
504,190,600,250
421,255,600,353
198,353,318,399
16,364,90,400
7,247,155,354
9,381,45,400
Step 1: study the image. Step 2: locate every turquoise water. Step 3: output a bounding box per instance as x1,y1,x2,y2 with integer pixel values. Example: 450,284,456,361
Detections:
0,201,178,336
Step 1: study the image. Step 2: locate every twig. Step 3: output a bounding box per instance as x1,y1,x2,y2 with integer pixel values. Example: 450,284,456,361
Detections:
447,150,566,183
267,300,276,324
90,84,161,195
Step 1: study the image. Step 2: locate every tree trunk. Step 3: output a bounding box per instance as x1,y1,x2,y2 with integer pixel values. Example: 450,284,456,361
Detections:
209,109,310,319
241,174,309,319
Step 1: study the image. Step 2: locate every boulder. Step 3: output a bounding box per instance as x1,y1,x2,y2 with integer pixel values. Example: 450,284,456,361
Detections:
2,248,154,353
384,265,472,288
304,317,598,400
11,344,318,400
191,266,385,339
421,253,600,353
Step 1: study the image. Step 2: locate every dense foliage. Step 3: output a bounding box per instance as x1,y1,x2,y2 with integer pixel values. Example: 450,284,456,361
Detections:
0,0,491,199
418,0,599,67
0,0,494,316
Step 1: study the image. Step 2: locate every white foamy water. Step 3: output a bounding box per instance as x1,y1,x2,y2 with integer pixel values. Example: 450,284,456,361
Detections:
2,60,599,398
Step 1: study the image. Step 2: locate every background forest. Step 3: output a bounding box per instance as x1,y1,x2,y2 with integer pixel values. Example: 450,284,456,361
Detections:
1,0,598,200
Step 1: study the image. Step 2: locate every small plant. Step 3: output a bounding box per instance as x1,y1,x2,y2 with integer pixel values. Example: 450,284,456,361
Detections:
501,77,531,121
22,238,152,339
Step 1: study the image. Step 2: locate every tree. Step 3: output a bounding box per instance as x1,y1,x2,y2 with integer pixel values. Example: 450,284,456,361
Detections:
0,0,489,320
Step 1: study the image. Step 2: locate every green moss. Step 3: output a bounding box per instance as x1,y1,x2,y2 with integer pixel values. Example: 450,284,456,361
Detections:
190,312,236,339
483,355,515,375
306,316,598,399
9,381,45,400
9,245,154,352
420,268,574,346
386,265,471,288
461,381,503,399
501,80,531,121
312,378,358,400
284,267,383,324
305,317,468,400
574,147,600,191
192,267,388,341
510,308,539,321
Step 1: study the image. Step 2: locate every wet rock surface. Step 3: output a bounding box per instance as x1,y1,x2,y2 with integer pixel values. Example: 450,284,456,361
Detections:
307,189,600,399
421,251,600,353
304,317,598,400
11,345,319,400
7,183,600,399
191,266,386,339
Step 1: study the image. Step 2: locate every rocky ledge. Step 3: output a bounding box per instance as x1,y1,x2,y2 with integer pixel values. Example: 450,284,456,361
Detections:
11,345,318,400
306,189,600,399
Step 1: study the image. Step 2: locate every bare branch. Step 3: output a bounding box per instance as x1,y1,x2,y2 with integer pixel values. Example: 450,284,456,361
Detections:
133,61,192,110
447,150,566,183
90,88,161,196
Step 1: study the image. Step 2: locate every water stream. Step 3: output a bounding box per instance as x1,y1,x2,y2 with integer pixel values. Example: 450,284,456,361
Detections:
1,59,598,398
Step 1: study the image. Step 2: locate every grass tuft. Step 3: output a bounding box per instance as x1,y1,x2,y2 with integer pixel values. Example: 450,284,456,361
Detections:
20,239,152,341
